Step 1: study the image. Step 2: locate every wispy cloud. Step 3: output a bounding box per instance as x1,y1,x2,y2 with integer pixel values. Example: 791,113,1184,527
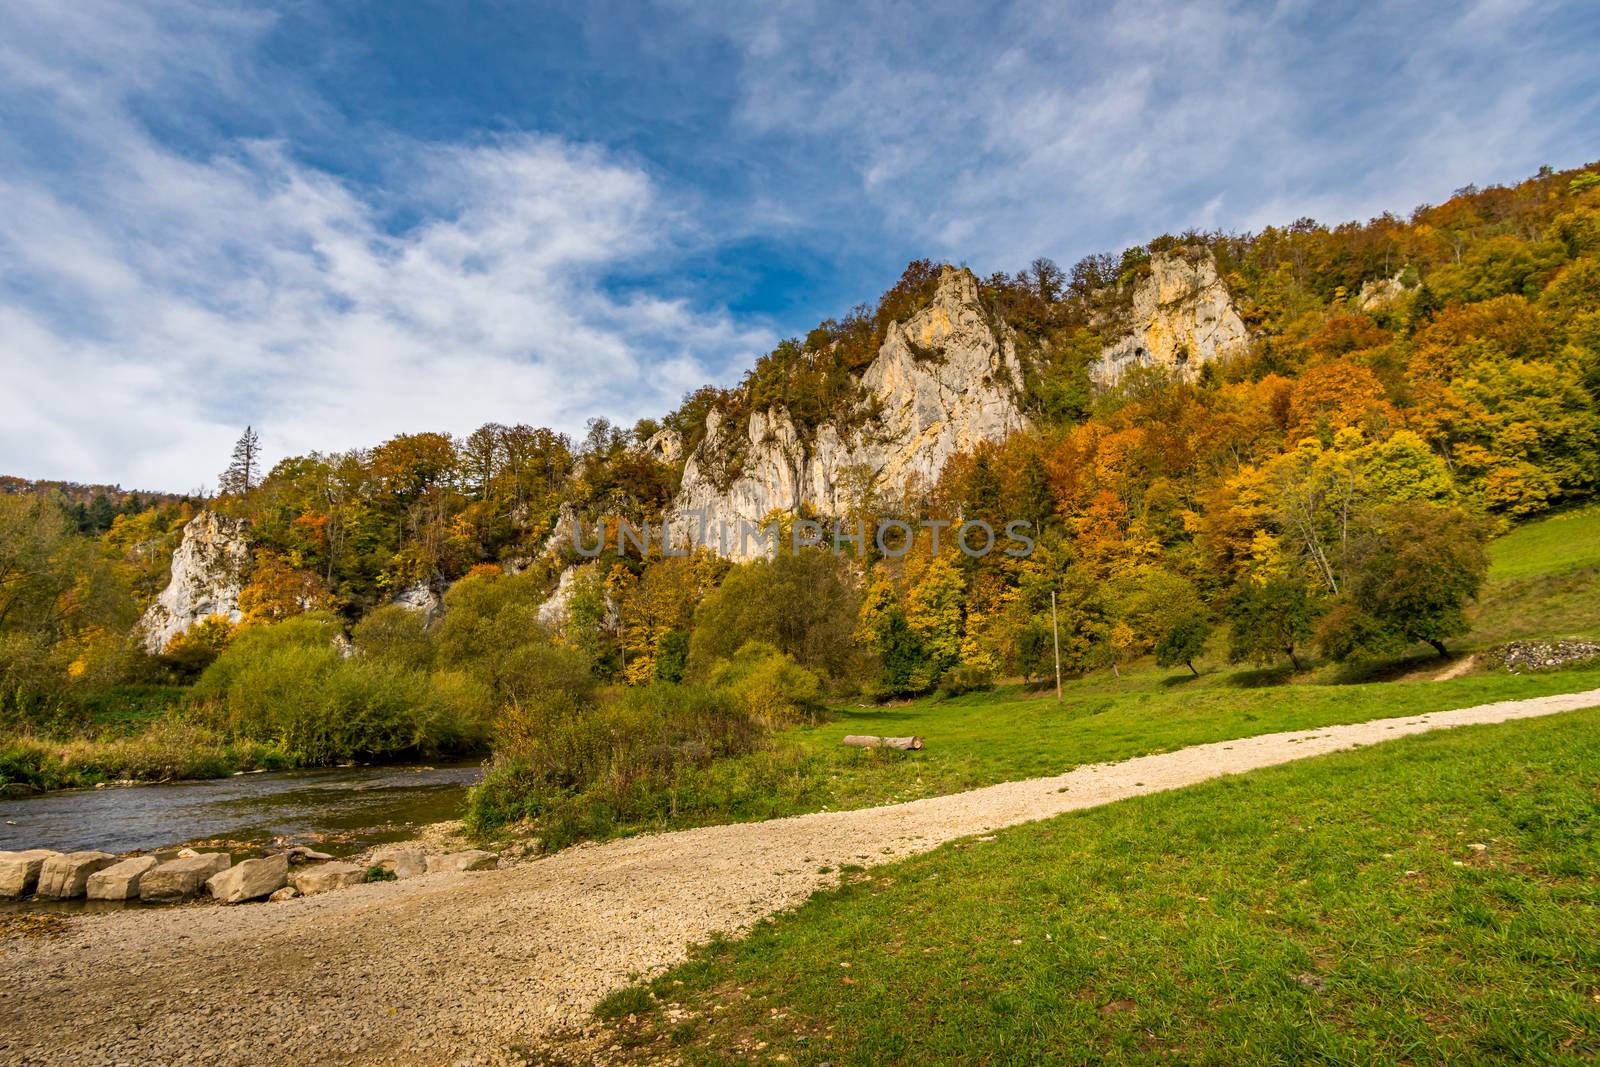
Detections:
0,1,770,490
685,0,1600,267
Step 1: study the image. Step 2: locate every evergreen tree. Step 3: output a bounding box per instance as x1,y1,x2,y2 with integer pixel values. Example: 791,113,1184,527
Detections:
219,426,262,497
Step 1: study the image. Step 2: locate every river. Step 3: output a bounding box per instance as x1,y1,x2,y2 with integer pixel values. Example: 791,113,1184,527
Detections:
0,763,482,858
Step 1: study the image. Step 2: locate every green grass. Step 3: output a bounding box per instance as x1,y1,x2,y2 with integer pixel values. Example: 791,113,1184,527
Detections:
1486,505,1600,582
1467,505,1600,646
593,707,1600,1065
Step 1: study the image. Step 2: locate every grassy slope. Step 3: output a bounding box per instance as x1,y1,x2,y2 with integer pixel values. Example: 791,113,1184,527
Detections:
595,708,1600,1065
1468,504,1600,646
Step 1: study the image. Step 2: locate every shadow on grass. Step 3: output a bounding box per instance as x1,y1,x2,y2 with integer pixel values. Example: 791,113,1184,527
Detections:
1226,665,1296,688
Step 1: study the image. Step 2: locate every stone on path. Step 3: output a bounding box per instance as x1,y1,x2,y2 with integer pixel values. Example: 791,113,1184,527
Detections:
289,861,366,895
140,854,231,902
426,850,498,873
36,852,116,899
267,886,300,902
86,856,160,901
207,854,289,904
0,850,59,899
370,846,427,880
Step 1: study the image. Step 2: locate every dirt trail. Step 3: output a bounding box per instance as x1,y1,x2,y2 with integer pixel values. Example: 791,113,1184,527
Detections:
5,687,1599,1066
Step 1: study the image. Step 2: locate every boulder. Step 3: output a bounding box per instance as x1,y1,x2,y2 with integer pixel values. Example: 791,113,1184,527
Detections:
86,856,160,901
370,846,427,880
206,853,289,904
140,853,231,902
289,861,367,895
36,851,117,899
426,850,498,873
0,850,59,899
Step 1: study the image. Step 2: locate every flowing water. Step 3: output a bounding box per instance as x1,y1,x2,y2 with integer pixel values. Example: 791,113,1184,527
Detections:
0,763,482,859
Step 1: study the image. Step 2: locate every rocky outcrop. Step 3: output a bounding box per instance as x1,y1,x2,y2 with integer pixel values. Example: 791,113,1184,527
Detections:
391,580,444,623
1356,273,1410,310
641,427,683,464
1093,249,1248,385
138,511,252,654
665,266,1028,559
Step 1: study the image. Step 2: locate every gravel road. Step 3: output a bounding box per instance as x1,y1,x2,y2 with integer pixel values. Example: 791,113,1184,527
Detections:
4,686,1598,1065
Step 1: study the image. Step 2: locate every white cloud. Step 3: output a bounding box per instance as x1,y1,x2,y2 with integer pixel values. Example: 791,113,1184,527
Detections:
0,1,770,491
681,0,1599,270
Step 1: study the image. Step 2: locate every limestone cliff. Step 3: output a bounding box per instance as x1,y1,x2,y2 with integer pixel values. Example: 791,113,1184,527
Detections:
664,266,1028,559
1093,249,1248,384
138,511,252,654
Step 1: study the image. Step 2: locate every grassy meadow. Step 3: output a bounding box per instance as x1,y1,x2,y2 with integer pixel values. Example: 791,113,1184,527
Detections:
589,707,1600,1065
1467,504,1600,646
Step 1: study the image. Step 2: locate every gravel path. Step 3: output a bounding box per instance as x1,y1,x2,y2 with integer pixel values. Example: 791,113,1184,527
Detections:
4,686,1599,1065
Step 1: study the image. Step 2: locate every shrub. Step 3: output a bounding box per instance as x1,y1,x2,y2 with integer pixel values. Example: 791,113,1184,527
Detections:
431,570,595,707
351,604,435,672
464,683,768,846
191,614,488,763
936,662,996,698
158,615,236,680
687,551,861,681
706,642,824,724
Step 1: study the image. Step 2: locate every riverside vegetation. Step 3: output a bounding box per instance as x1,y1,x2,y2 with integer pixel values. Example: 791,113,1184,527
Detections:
2,163,1599,852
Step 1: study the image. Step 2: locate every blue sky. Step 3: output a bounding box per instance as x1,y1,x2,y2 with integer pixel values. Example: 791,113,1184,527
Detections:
2,0,1597,491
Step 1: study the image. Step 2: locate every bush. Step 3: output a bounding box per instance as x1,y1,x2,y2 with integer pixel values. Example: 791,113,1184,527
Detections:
936,662,996,698
705,642,824,724
191,614,489,763
464,683,768,847
351,604,434,672
430,570,595,707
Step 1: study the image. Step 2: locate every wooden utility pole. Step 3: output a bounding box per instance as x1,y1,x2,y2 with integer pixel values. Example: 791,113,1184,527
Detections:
1050,589,1063,704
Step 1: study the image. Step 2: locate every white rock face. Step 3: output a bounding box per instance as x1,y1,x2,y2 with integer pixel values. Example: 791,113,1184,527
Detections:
138,511,252,654
391,580,444,623
641,427,683,464
1093,249,1248,385
1356,274,1408,310
665,266,1028,559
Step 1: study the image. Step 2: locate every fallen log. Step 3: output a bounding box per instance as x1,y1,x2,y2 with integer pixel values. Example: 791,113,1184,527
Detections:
842,735,924,751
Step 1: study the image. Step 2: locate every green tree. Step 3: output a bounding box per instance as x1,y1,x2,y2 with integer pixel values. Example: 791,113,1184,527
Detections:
218,426,262,496
688,551,859,680
1227,575,1320,671
1320,504,1489,659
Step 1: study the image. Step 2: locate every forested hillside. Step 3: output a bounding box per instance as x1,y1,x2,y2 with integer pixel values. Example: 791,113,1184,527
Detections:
3,162,1598,805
